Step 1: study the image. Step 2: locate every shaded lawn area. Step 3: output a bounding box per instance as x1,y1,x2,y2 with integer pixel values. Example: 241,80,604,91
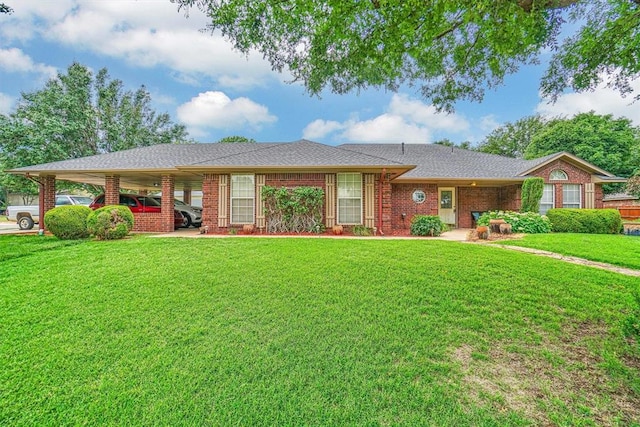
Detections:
500,233,640,270
1,235,639,426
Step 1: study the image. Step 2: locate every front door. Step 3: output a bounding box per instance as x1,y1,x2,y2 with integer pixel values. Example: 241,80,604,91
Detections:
438,187,456,226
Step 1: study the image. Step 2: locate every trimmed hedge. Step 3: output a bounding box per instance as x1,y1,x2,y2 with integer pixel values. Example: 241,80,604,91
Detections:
87,205,134,240
410,215,447,236
477,210,551,234
546,209,623,234
44,205,93,240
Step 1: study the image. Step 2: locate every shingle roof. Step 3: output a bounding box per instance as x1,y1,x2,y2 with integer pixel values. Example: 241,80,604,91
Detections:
9,140,617,184
339,143,555,179
11,140,406,172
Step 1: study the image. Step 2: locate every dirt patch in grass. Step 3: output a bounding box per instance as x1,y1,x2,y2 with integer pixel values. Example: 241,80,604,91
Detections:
453,322,640,425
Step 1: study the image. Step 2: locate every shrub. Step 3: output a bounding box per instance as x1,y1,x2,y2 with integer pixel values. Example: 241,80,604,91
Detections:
44,205,92,240
353,225,372,236
262,185,324,233
477,210,551,234
546,209,623,234
521,177,544,213
87,205,134,240
410,215,447,236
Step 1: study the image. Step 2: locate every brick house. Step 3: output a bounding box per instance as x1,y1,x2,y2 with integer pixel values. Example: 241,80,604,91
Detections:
7,140,625,233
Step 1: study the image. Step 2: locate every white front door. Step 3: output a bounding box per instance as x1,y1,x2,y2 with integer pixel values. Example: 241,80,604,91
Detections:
438,187,456,226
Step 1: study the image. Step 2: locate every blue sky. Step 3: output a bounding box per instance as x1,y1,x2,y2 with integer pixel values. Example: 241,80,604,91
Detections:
1,0,639,146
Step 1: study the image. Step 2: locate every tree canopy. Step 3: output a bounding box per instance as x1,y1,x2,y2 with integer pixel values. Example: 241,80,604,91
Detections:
0,62,192,197
216,135,256,143
524,112,640,186
476,115,552,158
173,0,640,111
0,3,12,14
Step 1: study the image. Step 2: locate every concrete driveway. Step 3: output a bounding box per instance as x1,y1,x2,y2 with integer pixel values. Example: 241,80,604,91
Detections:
0,221,35,235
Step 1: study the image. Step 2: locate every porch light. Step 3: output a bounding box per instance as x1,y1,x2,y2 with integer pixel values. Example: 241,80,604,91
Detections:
471,182,477,186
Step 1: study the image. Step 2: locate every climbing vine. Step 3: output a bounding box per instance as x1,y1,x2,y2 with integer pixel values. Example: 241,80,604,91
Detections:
262,185,324,233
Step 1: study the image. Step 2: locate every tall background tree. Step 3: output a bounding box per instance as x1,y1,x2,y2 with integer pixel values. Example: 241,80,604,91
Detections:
0,62,192,198
476,115,552,158
173,0,640,111
524,112,640,192
216,136,256,143
0,3,12,14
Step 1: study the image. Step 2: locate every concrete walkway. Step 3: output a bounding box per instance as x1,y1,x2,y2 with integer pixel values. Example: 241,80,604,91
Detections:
491,244,640,277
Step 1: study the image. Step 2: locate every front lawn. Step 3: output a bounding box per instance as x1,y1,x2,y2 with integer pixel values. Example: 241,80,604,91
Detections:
501,233,640,270
1,235,639,425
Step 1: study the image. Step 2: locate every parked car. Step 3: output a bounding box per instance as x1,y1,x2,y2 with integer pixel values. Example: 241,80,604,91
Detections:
90,194,186,229
6,194,95,230
151,197,202,228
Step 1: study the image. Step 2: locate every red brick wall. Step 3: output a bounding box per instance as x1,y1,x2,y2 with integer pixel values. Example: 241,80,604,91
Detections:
457,187,500,228
529,160,592,208
201,173,219,232
499,185,521,211
391,184,438,230
41,175,56,231
131,213,160,232
160,175,175,233
380,174,392,234
105,175,120,206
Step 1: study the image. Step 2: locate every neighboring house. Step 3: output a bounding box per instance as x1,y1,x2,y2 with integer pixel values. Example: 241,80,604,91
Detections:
602,192,640,208
6,140,625,233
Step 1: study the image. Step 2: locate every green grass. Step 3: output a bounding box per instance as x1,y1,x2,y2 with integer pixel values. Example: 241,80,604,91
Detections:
1,235,639,425
500,233,640,270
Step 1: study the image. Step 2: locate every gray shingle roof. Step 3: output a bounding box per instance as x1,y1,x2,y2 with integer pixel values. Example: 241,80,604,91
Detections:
8,140,616,183
186,140,406,168
339,143,555,179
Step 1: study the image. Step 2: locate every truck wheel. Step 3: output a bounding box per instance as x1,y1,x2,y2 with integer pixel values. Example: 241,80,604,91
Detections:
18,216,35,230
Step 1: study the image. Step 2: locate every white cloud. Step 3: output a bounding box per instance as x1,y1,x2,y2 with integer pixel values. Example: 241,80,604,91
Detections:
479,114,500,133
28,1,277,90
302,120,344,139
536,80,640,125
177,91,277,134
342,114,430,143
0,0,276,90
303,93,469,143
0,93,14,115
0,48,57,78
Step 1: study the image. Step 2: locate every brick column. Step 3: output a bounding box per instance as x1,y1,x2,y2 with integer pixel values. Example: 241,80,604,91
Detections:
381,174,393,235
105,175,120,205
161,175,175,232
41,175,56,232
202,174,219,232
183,189,191,205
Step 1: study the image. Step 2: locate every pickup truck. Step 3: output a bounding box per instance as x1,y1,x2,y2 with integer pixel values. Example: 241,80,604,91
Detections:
5,195,94,230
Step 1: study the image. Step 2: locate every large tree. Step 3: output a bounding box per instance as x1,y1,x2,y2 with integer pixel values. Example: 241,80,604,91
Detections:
524,112,640,190
0,62,192,197
476,115,552,158
173,0,640,111
0,3,12,14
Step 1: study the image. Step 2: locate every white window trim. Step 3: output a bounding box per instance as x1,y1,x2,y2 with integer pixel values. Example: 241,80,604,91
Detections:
230,174,255,224
550,169,568,181
562,184,582,209
337,172,363,225
540,184,555,215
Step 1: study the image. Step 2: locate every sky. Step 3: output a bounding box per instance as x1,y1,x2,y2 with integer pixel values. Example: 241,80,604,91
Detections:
1,0,640,146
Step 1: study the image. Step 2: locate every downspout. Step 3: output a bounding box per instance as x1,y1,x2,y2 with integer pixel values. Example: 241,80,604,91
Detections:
378,169,386,235
25,173,45,234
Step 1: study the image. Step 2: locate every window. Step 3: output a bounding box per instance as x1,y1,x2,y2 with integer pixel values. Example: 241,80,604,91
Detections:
337,173,362,224
55,196,71,206
550,169,568,180
231,174,255,224
562,184,581,208
540,184,554,215
412,190,426,204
